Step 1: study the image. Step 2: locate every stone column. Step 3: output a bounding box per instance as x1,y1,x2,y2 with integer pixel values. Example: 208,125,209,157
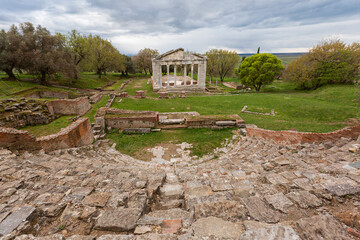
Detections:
159,64,162,87
167,64,170,87
191,64,194,85
184,64,187,85
174,63,177,87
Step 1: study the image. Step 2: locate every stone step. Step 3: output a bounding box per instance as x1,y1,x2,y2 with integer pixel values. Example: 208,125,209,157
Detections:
159,119,185,125
159,184,184,201
159,125,187,130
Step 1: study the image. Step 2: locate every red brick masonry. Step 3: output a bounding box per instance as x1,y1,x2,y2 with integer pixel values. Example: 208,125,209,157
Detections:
0,118,93,151
246,124,360,144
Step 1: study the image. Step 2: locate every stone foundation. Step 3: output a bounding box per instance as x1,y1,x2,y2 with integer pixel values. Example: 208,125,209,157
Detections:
136,91,145,99
159,92,169,99
119,92,129,98
47,97,91,116
89,93,102,104
0,118,94,151
246,124,360,144
0,99,53,128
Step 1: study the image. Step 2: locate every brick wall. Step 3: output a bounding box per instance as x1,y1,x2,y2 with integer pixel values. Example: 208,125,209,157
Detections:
0,118,93,151
47,97,91,116
246,124,360,144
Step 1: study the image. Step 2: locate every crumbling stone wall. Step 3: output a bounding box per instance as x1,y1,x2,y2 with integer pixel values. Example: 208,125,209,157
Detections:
25,91,69,99
47,97,91,116
37,118,94,152
0,98,53,128
246,124,360,144
0,118,93,151
0,127,40,150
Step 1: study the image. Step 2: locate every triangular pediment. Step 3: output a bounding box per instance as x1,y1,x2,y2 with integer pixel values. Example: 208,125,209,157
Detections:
155,48,205,61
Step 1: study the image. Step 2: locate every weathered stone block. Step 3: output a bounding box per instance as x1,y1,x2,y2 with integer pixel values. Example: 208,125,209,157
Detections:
95,208,142,232
0,206,36,236
136,91,145,99
123,128,151,134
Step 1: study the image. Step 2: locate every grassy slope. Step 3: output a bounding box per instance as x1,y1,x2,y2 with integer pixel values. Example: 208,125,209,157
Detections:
21,115,76,137
107,128,235,158
112,84,359,133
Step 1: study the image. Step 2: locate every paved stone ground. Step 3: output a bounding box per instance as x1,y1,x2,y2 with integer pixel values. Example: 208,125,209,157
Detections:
1,133,360,239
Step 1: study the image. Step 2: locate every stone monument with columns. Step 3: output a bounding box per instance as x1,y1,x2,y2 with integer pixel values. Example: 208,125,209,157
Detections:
151,48,207,92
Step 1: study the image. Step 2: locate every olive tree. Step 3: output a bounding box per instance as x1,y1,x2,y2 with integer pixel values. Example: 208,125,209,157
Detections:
239,53,284,91
133,48,158,75
205,49,240,82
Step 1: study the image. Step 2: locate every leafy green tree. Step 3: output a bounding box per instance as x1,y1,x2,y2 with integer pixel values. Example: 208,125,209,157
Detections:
122,54,136,76
283,39,360,89
33,26,76,85
205,49,240,82
66,30,90,79
0,25,23,79
133,48,158,75
239,53,284,91
86,35,125,78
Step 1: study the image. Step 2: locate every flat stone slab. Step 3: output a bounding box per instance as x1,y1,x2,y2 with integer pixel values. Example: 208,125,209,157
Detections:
191,217,243,239
0,206,36,236
94,208,142,232
185,185,213,199
349,161,360,168
209,178,233,191
325,184,359,197
159,184,184,200
241,196,280,223
265,192,293,213
215,121,236,126
82,193,110,207
286,191,322,209
97,235,135,240
266,173,289,185
136,233,177,240
297,214,351,240
123,128,151,134
239,225,301,240
194,200,248,221
159,119,185,125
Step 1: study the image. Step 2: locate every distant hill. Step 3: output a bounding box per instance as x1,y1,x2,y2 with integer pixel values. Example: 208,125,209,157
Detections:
238,52,306,66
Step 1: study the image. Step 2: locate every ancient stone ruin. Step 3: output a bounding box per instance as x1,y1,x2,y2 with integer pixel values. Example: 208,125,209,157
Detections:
151,48,207,92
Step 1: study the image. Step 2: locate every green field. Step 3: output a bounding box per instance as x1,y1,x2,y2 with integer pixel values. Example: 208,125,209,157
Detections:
2,71,359,159
112,83,359,133
107,128,235,159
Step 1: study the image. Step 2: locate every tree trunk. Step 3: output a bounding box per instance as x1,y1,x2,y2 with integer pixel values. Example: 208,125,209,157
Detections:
4,69,16,80
40,71,47,85
97,69,102,78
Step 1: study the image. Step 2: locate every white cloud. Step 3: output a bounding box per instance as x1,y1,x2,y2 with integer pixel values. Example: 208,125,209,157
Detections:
0,0,359,54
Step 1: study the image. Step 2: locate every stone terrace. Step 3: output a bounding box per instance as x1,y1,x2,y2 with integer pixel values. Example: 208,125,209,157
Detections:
0,133,360,239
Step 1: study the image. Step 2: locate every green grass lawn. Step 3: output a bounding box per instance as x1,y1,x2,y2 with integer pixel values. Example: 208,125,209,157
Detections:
112,84,360,133
83,95,109,123
122,78,158,97
21,115,76,137
107,128,235,159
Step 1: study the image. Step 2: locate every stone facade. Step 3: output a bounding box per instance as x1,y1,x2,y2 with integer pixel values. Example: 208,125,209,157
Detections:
47,97,91,116
152,48,207,92
0,118,93,151
246,124,360,144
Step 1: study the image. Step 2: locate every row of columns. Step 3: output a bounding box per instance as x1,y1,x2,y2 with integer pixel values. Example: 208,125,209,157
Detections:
162,63,197,87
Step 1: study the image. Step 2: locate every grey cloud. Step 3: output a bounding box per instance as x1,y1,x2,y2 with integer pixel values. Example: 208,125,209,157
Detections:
0,0,359,54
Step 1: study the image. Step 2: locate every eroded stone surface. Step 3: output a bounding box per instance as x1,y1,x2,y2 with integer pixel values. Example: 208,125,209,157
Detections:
296,214,351,240
242,197,280,223
191,217,243,239
239,225,301,240
94,208,142,232
1,133,360,239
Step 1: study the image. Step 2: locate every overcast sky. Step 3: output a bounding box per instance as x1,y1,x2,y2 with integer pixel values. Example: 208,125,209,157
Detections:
0,0,359,55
